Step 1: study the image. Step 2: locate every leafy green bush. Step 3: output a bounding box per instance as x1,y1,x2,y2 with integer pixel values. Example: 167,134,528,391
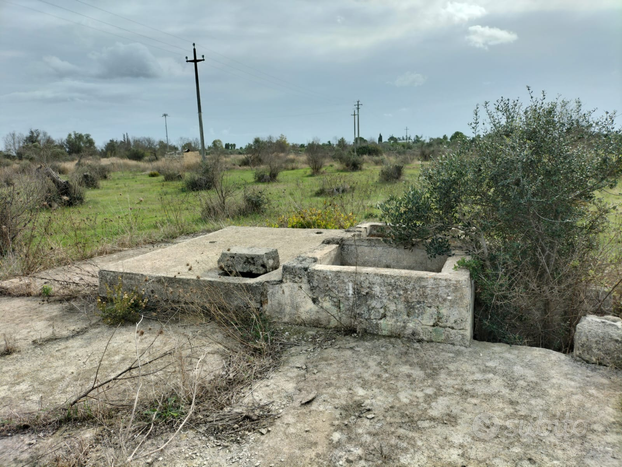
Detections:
184,163,217,191
378,164,403,182
253,166,281,183
380,90,622,351
242,188,269,214
126,148,147,161
334,150,364,171
356,144,383,156
148,171,160,177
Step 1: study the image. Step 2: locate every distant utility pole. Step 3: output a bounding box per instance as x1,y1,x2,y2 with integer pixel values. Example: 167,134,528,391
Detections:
355,100,362,142
162,113,169,149
351,109,357,154
405,126,409,142
186,43,206,162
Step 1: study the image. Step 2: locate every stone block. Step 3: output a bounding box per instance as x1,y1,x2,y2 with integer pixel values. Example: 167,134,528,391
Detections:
218,247,280,276
574,315,622,368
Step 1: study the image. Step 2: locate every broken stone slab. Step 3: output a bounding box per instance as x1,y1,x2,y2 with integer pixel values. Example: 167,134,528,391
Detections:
574,315,622,368
218,247,280,276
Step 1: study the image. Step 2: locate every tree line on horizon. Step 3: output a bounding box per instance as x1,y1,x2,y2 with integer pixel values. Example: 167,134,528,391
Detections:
1,127,470,165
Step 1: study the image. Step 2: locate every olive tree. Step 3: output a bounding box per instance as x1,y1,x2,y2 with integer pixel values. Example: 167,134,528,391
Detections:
64,131,96,156
380,90,622,350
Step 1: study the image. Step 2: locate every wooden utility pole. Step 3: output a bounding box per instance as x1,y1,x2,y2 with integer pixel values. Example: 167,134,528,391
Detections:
355,100,362,142
351,109,357,155
162,113,169,150
186,44,206,162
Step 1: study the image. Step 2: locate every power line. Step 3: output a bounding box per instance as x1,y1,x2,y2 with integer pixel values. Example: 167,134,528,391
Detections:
4,0,183,55
70,0,342,104
8,0,345,104
35,0,189,53
5,0,353,118
31,0,345,105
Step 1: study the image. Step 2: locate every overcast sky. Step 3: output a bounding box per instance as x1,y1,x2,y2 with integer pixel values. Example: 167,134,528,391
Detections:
1,0,620,148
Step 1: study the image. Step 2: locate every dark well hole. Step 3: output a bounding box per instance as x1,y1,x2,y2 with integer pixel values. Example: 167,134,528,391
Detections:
218,270,266,279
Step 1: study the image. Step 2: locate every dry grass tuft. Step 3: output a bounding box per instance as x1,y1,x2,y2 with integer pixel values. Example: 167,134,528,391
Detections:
1,333,18,356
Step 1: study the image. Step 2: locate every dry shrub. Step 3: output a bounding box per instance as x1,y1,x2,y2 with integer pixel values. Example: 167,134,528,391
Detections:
365,155,385,166
0,172,47,255
0,157,13,168
71,160,111,189
315,174,352,197
153,159,184,181
58,161,76,174
182,151,202,172
99,157,147,173
1,333,18,356
378,163,403,182
282,154,301,170
306,139,327,175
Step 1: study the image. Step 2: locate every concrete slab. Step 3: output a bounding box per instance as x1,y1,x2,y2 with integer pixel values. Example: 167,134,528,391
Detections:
0,243,170,297
98,226,475,346
100,226,348,282
98,227,351,311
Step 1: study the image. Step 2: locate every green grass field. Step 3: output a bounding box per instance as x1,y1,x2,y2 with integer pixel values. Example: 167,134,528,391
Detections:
8,163,421,274
1,156,620,280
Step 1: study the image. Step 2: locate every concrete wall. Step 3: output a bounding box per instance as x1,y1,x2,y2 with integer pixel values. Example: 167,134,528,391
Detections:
98,224,474,347
265,243,474,347
337,238,448,272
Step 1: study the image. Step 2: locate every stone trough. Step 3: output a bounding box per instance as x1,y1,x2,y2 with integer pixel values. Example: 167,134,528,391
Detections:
99,224,474,346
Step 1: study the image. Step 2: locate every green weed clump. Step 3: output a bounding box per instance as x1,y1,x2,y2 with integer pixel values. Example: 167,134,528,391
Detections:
97,280,148,325
148,171,160,177
242,188,269,214
276,201,356,229
144,395,185,422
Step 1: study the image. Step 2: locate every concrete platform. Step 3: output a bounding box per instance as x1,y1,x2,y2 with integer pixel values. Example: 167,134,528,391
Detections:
99,225,475,346
99,226,351,309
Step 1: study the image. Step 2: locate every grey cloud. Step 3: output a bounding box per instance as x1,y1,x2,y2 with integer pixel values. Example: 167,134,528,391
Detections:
88,43,163,79
1,80,134,103
43,55,81,77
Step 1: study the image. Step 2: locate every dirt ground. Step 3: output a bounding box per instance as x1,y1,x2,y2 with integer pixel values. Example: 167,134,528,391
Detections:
1,252,621,466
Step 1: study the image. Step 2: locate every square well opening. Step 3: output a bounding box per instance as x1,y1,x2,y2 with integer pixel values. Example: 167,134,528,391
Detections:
329,239,448,273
